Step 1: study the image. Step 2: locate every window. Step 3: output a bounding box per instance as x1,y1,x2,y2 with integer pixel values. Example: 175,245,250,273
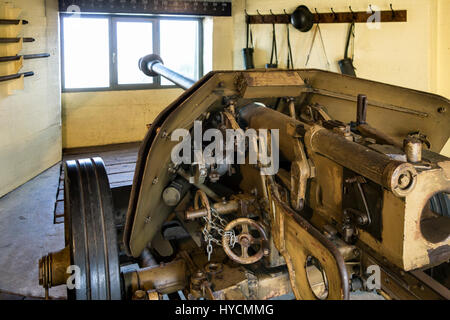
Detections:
62,17,110,89
61,14,203,92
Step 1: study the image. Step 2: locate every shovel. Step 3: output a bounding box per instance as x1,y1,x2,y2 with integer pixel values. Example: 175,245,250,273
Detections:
338,22,356,76
265,22,278,68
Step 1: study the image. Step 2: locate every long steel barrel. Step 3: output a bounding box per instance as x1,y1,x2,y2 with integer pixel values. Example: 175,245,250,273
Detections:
139,54,195,90
239,103,417,195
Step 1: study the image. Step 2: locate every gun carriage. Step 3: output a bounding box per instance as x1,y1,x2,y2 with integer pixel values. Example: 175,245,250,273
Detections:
39,54,450,300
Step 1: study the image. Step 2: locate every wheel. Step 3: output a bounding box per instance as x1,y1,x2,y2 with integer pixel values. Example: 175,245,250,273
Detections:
64,157,122,300
429,192,450,218
222,218,269,265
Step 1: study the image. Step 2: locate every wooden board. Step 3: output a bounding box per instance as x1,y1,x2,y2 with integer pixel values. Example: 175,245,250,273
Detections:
53,142,140,224
237,71,306,98
59,0,232,16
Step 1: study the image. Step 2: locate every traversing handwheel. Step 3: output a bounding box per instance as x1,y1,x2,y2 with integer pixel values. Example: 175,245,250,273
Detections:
222,218,269,265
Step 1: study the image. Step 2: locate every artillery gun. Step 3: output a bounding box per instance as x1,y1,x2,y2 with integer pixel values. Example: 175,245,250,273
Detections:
39,54,450,300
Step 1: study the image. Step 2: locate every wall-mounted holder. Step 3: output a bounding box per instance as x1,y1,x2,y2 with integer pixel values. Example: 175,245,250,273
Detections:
0,4,21,21
0,71,33,82
0,4,44,95
0,20,26,38
0,37,35,43
0,19,28,25
0,37,22,63
0,53,49,78
246,4,407,27
0,54,22,76
0,53,50,63
0,71,33,95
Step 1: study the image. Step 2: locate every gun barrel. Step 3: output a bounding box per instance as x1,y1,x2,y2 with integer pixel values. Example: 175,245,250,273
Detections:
139,54,195,90
239,103,417,196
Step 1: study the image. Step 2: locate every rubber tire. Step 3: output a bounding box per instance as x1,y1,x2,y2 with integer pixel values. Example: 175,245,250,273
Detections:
64,157,122,300
430,192,450,218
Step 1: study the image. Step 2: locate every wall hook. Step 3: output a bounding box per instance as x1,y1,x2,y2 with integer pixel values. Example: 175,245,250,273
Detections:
244,9,249,23
349,6,356,21
314,8,321,23
269,9,277,24
390,4,396,18
331,8,337,21
284,9,291,24
369,5,375,15
256,9,264,23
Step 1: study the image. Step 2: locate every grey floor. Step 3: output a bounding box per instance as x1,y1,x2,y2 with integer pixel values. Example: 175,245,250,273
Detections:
0,145,383,300
0,163,66,299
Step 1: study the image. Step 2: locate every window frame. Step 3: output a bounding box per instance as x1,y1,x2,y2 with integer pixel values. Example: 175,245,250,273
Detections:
60,13,204,93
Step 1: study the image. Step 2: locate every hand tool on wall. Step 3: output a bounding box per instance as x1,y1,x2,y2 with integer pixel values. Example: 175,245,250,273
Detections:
338,21,356,76
285,10,294,69
0,53,50,63
305,12,330,71
266,11,278,69
0,37,35,43
0,71,34,82
248,5,407,26
242,12,255,70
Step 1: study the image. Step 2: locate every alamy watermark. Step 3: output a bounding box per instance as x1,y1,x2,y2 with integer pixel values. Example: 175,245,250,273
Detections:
65,4,81,17
366,5,382,30
366,264,381,290
66,265,81,290
170,121,280,176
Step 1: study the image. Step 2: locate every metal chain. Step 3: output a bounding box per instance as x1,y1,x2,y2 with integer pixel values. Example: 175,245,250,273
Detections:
211,208,228,228
201,207,236,261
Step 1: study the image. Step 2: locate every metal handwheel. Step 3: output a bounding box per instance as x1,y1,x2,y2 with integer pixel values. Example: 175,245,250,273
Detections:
64,157,122,300
222,218,269,265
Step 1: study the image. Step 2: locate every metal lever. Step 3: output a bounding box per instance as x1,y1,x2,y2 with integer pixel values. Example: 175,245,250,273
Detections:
0,37,35,43
356,94,367,125
0,19,28,25
0,53,50,63
0,71,34,82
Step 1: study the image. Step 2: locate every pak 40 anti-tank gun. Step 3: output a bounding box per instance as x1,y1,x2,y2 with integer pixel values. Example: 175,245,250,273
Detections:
39,54,450,300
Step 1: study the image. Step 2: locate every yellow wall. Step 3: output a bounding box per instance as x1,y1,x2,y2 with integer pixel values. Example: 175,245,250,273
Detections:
437,0,450,100
62,88,182,147
233,0,447,95
438,0,450,156
1,1,447,194
62,17,234,149
233,0,449,156
0,0,61,197
50,0,450,153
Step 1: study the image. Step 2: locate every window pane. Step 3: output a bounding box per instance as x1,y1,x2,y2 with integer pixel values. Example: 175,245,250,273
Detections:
160,20,199,86
116,21,153,85
63,17,109,89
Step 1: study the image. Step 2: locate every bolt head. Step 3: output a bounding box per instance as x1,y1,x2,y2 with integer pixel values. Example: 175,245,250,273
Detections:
398,173,412,189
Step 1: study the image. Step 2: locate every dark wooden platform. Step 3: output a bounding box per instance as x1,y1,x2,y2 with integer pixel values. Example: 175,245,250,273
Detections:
53,142,140,224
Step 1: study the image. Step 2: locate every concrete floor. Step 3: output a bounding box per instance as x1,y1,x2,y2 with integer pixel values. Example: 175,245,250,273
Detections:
0,157,383,300
0,163,66,299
